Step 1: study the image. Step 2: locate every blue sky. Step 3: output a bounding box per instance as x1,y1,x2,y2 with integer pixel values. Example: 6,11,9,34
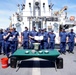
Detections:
0,0,76,29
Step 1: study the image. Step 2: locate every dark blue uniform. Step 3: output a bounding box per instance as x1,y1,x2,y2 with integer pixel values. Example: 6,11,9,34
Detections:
68,31,75,52
30,30,37,49
0,32,3,54
43,31,49,49
22,30,29,49
3,32,11,57
3,29,15,57
2,31,6,55
10,31,17,54
39,30,48,49
48,32,56,49
13,30,19,50
59,31,67,53
37,29,42,49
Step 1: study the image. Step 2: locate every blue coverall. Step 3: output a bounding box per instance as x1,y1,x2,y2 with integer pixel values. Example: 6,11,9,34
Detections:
0,32,3,54
48,32,56,49
37,29,42,49
3,32,11,57
22,30,29,49
40,30,48,49
59,31,67,53
13,30,19,50
68,32,75,52
43,31,49,49
30,30,37,49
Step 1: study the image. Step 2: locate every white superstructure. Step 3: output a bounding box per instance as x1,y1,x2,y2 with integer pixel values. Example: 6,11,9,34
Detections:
10,0,76,44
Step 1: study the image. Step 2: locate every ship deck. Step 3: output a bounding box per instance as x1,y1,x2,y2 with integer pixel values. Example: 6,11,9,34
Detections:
0,46,76,75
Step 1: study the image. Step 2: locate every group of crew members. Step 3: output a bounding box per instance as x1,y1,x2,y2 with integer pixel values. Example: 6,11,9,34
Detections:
21,26,75,55
0,26,75,57
59,28,75,54
0,28,19,57
21,26,56,50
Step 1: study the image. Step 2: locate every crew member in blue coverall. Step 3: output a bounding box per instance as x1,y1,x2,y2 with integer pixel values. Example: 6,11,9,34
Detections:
21,27,29,49
13,28,19,50
37,28,42,49
44,28,49,49
0,29,3,54
48,30,56,49
59,28,67,54
3,28,12,57
9,28,16,54
2,29,8,55
1,29,5,54
29,26,37,49
40,28,48,49
68,29,75,54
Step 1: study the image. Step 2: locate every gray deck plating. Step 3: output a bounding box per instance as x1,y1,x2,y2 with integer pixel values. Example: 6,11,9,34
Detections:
0,46,76,75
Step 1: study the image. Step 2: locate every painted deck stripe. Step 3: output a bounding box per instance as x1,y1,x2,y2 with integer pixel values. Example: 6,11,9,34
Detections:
32,58,41,75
